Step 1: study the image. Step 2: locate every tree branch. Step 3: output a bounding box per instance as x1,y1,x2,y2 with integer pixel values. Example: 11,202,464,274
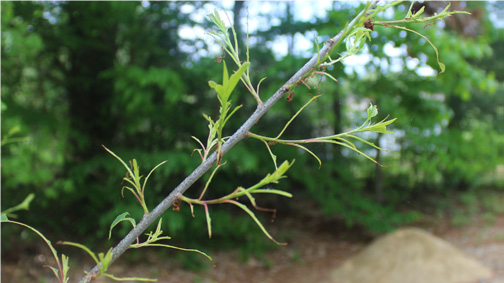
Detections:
79,5,369,282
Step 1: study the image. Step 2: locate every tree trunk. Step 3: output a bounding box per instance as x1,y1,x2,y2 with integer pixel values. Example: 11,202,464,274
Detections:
233,1,245,54
375,133,383,203
63,2,118,162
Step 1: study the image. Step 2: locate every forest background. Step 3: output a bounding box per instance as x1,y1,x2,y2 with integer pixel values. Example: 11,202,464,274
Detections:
2,0,503,274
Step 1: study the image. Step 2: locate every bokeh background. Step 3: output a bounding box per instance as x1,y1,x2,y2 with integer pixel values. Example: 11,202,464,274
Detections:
2,1,503,281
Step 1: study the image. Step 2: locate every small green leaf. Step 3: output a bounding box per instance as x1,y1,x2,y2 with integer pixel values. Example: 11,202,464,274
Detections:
322,72,338,83
47,266,60,279
222,61,229,92
367,103,378,119
222,104,243,128
366,124,389,134
262,140,278,169
405,2,414,19
108,212,136,240
208,81,224,103
366,118,397,134
225,200,286,245
102,146,135,185
153,218,164,238
290,143,322,168
98,248,114,271
346,134,387,151
389,25,446,73
276,95,321,139
121,185,139,201
412,6,425,18
1,193,35,217
345,27,370,53
253,188,293,198
260,160,294,185
60,241,100,267
225,61,250,99
204,203,212,238
208,80,220,90
131,243,212,262
141,160,168,195
208,10,227,33
17,193,35,210
61,254,70,283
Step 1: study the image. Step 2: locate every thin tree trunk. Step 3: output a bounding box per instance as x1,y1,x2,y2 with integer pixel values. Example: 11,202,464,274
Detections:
375,133,383,203
233,1,245,53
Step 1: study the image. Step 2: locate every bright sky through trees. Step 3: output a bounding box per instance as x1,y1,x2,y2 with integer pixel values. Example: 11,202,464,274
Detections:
170,1,438,76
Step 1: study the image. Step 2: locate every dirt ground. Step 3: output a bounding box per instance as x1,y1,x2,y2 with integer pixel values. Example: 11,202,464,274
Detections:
2,207,504,283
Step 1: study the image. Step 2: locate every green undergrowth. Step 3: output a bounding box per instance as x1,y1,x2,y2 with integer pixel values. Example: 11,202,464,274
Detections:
421,188,504,228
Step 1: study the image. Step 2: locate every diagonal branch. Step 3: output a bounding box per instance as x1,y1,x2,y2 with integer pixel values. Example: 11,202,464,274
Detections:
79,4,371,282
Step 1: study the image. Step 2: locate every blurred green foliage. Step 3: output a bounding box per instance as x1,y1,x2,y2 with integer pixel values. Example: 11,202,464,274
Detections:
1,1,502,259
